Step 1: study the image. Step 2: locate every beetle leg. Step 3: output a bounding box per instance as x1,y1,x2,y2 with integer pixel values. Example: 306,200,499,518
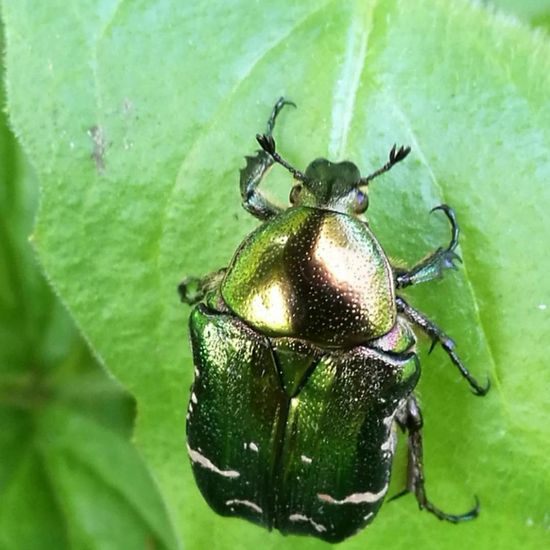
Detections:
396,296,490,396
178,268,226,305
265,96,296,136
240,97,295,220
395,395,480,523
395,205,462,289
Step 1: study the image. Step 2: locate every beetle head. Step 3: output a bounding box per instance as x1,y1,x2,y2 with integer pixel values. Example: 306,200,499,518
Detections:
290,158,368,215
256,134,370,216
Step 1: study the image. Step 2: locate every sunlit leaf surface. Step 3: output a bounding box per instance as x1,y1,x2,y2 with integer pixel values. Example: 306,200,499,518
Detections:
3,0,550,548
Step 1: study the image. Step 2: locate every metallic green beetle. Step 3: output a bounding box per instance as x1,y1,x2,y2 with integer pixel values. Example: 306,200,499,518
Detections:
179,98,489,543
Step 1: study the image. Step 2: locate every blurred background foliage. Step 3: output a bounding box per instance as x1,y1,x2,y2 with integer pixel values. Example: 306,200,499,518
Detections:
0,10,176,550
1,1,549,549
488,0,550,31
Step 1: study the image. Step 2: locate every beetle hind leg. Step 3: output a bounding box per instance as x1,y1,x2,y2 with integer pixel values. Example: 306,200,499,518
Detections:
395,395,480,523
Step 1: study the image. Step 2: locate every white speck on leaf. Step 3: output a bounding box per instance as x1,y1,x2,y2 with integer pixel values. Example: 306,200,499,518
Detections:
122,98,133,114
88,125,106,173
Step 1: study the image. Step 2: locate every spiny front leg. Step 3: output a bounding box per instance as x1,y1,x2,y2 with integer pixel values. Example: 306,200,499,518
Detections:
240,97,295,220
395,205,462,289
396,296,490,396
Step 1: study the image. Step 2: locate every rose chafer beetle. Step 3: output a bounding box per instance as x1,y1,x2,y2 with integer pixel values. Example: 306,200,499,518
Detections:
179,98,489,543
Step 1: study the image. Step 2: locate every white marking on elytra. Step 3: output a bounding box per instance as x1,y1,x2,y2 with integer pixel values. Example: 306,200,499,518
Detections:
382,414,394,428
382,401,404,430
380,404,401,458
381,429,397,456
188,403,194,414
194,367,200,378
191,392,198,404
187,444,240,478
289,513,327,533
318,482,388,505
301,455,313,465
353,510,376,536
249,442,259,452
226,499,263,514
380,437,392,453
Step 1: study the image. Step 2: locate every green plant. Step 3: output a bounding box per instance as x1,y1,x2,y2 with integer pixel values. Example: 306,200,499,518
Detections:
2,1,549,548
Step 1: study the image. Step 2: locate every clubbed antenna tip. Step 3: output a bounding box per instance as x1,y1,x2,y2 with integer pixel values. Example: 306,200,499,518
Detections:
256,133,308,183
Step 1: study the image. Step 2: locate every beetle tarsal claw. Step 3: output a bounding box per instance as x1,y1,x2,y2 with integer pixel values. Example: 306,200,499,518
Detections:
472,377,491,397
442,250,462,269
276,97,297,110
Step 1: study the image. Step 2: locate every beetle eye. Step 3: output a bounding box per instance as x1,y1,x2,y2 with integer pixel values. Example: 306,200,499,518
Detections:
290,184,302,205
354,190,369,214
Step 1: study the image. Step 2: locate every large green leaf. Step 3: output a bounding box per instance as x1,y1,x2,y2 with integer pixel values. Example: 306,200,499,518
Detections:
3,0,549,548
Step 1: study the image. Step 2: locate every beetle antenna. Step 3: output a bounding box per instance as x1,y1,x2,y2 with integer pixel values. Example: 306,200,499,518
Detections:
256,134,308,183
359,144,411,186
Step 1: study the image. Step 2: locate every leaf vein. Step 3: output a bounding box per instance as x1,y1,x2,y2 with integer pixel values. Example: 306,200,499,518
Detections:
329,0,376,159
